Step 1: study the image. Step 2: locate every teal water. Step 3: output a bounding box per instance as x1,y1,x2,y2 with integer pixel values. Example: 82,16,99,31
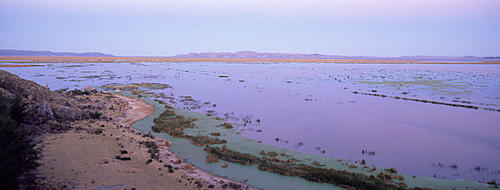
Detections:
125,92,490,189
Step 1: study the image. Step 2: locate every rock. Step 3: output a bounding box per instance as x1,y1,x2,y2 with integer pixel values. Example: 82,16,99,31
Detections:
83,86,97,93
0,70,103,134
115,88,123,93
0,87,13,98
37,101,55,120
180,163,195,171
146,131,154,138
52,105,90,121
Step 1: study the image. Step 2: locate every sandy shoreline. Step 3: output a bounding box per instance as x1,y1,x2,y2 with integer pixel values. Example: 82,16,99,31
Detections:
35,92,255,190
114,94,256,189
114,94,155,127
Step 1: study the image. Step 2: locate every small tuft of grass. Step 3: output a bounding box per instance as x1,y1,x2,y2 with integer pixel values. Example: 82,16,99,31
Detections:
220,122,233,129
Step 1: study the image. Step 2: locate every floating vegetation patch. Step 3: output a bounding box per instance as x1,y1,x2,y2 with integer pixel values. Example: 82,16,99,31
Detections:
152,108,227,146
204,145,261,165
131,89,146,95
204,145,409,190
102,83,171,91
361,149,376,156
0,64,43,67
133,83,171,89
210,132,221,136
60,64,84,68
472,165,489,172
260,151,279,157
356,80,443,86
219,122,234,129
259,161,409,190
80,75,102,79
184,135,227,146
431,162,459,170
152,114,196,137
352,91,500,112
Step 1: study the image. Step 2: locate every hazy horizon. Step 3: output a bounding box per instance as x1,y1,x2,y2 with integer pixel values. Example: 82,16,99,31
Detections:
1,0,499,57
2,49,498,59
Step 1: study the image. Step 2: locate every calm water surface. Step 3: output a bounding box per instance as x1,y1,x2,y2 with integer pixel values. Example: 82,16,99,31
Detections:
4,62,500,183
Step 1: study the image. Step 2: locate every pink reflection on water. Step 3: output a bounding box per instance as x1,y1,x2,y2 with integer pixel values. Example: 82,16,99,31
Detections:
157,63,500,181
4,62,500,182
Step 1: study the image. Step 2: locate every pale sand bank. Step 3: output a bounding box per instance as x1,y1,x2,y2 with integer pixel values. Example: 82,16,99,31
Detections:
36,93,255,190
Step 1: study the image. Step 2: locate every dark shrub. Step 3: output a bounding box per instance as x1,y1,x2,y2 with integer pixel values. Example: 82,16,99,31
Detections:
91,111,102,119
0,92,40,189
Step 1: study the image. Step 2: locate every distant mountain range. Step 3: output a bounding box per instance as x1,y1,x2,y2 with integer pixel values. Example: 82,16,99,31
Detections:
2,49,495,61
174,51,486,60
176,51,349,59
0,49,114,57
174,51,368,59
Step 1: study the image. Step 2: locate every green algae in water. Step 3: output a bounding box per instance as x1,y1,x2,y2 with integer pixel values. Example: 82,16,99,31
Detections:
122,92,344,190
117,91,493,190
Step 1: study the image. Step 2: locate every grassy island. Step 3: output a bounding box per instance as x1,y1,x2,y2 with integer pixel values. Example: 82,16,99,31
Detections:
152,108,228,146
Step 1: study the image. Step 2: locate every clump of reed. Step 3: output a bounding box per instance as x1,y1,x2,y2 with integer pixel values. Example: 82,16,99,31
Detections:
210,132,221,136
219,122,234,129
151,110,196,137
204,145,260,165
204,145,410,190
184,135,227,146
152,109,227,146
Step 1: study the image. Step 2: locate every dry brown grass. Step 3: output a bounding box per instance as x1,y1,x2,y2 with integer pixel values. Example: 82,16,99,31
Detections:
483,61,500,64
0,64,43,67
1,56,496,64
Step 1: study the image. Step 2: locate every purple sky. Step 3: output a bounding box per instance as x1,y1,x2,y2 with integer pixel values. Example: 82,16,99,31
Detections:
0,0,499,57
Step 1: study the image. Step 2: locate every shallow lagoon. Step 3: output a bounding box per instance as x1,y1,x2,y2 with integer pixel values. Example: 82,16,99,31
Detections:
3,62,500,186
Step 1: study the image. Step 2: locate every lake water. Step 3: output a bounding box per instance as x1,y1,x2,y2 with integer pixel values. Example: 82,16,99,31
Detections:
3,62,500,185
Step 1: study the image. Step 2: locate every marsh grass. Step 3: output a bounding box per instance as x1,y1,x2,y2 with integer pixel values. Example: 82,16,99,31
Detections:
204,145,260,165
101,83,170,92
204,145,409,189
184,135,227,146
152,112,196,137
352,91,500,112
210,132,221,136
152,109,227,146
0,64,43,67
220,122,234,129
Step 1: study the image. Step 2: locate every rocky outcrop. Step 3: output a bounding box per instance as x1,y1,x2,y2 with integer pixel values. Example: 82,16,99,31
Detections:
52,104,91,121
0,70,96,135
0,70,56,102
36,101,55,120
